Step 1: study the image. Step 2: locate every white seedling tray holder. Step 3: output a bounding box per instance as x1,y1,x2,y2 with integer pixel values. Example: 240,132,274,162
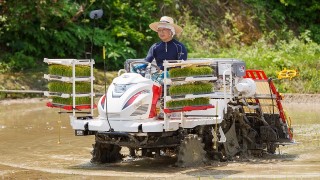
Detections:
44,58,95,116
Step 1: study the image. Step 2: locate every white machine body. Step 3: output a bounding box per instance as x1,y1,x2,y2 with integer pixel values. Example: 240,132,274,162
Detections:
98,73,155,120
235,78,256,97
70,59,256,137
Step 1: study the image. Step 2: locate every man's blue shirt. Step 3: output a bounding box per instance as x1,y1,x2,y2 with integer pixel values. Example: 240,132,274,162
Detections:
145,39,187,70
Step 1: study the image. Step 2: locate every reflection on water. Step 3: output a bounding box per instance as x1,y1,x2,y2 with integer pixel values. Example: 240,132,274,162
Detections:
0,98,94,167
0,99,319,146
0,98,319,178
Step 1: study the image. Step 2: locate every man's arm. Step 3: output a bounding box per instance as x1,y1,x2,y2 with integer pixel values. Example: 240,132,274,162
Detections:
178,43,187,60
145,43,156,63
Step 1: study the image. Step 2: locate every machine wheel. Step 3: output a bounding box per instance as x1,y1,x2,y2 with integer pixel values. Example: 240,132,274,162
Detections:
202,126,224,161
129,148,136,157
176,134,207,167
267,143,278,154
91,141,122,163
141,148,161,158
222,119,240,159
141,148,153,157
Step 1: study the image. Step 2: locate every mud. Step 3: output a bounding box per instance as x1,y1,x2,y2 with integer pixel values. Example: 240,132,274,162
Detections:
0,97,319,179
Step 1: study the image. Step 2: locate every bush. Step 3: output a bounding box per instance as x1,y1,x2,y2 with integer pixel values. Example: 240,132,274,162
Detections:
0,62,11,73
190,30,320,93
7,52,36,71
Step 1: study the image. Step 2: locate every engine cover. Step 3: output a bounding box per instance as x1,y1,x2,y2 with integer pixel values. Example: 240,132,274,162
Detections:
98,73,159,120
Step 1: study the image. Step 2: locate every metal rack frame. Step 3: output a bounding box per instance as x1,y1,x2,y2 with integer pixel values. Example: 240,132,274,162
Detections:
43,58,95,116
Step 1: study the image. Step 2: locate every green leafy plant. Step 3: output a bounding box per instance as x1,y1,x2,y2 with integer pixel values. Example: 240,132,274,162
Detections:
0,62,11,73
0,0,161,72
208,31,320,93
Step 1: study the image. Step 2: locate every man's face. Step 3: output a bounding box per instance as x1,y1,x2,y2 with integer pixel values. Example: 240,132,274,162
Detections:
157,28,172,42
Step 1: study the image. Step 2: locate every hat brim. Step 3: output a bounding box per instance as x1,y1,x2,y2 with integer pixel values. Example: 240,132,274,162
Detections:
149,22,183,35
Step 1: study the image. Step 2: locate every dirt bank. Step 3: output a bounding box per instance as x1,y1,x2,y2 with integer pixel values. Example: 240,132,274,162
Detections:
282,93,320,104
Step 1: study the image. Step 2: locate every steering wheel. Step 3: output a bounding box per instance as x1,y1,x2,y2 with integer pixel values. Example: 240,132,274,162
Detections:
130,61,161,76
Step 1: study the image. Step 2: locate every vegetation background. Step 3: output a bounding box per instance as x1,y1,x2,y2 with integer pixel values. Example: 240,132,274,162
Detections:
0,0,319,94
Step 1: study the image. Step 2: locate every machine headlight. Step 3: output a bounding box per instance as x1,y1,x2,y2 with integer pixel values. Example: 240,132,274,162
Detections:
113,83,135,97
115,84,128,94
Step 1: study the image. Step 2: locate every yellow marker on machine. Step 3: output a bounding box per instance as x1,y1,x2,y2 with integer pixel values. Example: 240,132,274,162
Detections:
277,68,298,80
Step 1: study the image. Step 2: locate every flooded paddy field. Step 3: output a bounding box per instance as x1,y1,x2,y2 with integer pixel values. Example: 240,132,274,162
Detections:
0,97,319,179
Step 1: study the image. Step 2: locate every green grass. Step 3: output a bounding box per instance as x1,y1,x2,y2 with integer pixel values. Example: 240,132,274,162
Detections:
189,31,320,93
169,66,213,78
166,97,210,108
48,65,91,77
48,82,91,94
52,97,91,105
169,82,213,96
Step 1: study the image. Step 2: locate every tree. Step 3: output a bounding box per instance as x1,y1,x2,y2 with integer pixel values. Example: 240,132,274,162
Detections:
0,0,164,71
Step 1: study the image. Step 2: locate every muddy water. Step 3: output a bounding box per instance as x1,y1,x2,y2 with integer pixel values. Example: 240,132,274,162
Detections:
0,98,319,179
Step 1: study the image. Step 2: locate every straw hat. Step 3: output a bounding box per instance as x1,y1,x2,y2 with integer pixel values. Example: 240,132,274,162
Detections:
149,16,183,35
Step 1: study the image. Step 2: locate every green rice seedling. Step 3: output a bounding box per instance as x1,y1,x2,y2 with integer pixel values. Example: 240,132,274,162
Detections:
169,67,190,78
48,81,71,93
169,82,213,96
192,97,210,106
75,66,91,77
52,96,91,105
48,82,91,93
169,66,213,78
52,97,69,105
49,65,91,77
166,99,182,108
49,65,66,76
75,96,91,105
192,66,213,76
166,97,210,108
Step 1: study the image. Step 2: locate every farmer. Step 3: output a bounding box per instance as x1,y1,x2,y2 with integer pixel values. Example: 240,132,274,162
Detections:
145,16,187,70
142,16,187,119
